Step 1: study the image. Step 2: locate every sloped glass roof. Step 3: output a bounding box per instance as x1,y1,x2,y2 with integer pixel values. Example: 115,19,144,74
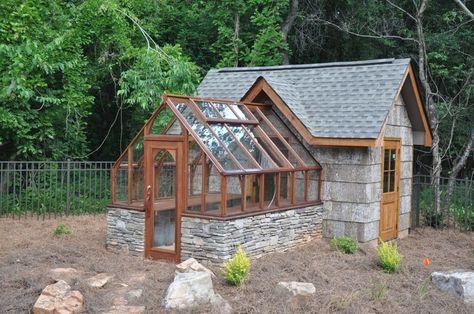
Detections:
166,95,320,175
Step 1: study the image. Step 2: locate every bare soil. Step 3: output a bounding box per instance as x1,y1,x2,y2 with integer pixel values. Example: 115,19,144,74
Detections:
1,215,473,313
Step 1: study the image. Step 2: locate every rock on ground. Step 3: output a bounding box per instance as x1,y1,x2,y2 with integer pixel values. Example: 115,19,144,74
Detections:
33,280,84,314
101,305,145,314
163,271,231,312
85,273,115,288
175,258,216,278
431,271,474,304
276,281,316,307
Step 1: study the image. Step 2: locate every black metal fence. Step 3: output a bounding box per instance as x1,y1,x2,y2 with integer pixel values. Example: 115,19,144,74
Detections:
0,161,113,218
412,175,474,231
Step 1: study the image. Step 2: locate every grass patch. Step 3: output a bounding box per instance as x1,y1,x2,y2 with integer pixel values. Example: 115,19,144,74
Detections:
377,239,402,273
53,223,72,237
371,280,387,302
418,277,430,299
329,236,359,254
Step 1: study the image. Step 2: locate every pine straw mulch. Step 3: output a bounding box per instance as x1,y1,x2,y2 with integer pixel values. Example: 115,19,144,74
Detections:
0,214,473,313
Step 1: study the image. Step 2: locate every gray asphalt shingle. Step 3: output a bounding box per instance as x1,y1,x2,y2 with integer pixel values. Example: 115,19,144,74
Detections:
197,58,410,139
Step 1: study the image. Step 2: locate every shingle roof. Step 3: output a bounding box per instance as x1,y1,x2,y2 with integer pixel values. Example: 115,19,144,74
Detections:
197,58,411,139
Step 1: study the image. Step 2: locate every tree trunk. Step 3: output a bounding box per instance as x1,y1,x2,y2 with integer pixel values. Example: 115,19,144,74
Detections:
233,11,240,67
281,0,299,65
416,0,442,213
445,127,474,212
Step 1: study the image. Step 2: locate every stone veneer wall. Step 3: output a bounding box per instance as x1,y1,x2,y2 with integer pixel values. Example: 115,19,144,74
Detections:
313,146,381,242
383,95,413,237
181,205,323,263
107,207,145,256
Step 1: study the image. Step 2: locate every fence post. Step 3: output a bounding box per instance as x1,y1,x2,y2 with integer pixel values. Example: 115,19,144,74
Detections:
66,159,71,213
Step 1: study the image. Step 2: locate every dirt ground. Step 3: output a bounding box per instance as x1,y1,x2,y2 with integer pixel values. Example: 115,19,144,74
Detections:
0,215,473,313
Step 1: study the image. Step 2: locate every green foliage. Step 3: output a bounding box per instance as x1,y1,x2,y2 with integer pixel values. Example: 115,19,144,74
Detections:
330,236,359,254
377,239,402,273
54,223,72,237
223,244,251,286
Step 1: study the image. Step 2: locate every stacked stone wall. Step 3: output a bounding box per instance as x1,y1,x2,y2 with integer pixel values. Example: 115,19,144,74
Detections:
181,205,323,263
106,207,145,256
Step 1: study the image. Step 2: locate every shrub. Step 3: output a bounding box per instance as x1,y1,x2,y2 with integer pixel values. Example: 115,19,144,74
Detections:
330,236,359,254
223,244,250,285
377,239,402,273
54,223,72,237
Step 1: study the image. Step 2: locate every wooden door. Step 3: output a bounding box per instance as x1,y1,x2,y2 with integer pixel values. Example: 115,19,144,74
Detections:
144,140,184,262
380,139,400,241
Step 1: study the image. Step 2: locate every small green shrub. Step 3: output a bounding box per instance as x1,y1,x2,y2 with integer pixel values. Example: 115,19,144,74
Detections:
223,244,250,285
377,239,402,273
330,236,359,254
54,223,72,237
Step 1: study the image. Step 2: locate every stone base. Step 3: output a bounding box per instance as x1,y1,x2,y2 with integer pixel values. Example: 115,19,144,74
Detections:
107,207,145,256
398,228,409,239
181,206,324,263
323,219,379,242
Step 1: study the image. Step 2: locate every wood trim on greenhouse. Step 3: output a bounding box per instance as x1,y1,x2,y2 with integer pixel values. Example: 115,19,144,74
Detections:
111,94,323,220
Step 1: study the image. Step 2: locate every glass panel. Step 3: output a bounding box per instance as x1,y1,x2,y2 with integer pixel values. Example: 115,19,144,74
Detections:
115,154,128,203
227,176,243,214
383,171,389,193
384,149,390,171
150,107,175,134
195,101,220,118
245,174,261,210
246,125,288,167
174,103,240,171
213,102,239,119
389,170,395,193
227,125,276,169
187,140,203,212
153,150,176,251
390,149,396,171
210,124,258,170
131,135,144,204
232,105,251,120
295,171,305,202
204,158,221,214
279,172,292,206
257,108,318,167
263,173,277,208
307,170,320,201
165,119,183,135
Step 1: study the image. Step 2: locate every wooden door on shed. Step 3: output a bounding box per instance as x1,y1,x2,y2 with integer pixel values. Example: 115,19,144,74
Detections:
380,138,400,241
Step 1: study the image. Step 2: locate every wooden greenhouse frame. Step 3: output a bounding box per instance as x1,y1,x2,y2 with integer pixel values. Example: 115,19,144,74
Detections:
111,94,322,260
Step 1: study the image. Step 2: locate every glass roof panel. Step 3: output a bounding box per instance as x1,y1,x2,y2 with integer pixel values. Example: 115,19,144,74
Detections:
213,102,238,119
226,125,277,169
194,101,220,118
173,102,241,171
209,124,260,170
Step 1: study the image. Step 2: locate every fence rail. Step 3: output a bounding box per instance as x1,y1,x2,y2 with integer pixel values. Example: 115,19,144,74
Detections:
412,175,474,231
0,161,113,218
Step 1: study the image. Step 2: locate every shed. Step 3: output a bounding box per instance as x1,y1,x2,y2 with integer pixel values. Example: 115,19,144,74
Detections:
106,58,432,262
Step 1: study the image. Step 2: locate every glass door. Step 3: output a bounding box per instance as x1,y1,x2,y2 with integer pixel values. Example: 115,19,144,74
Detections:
144,140,183,262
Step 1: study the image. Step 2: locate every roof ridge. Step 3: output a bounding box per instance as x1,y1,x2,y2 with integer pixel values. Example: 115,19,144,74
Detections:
216,58,409,73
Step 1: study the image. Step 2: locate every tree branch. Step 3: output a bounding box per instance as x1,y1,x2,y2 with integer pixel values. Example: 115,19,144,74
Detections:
454,0,474,20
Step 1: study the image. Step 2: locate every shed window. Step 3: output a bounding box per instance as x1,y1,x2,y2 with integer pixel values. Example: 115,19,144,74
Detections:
111,94,322,218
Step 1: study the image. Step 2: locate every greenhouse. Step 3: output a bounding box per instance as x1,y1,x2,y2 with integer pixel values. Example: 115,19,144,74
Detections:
109,94,322,261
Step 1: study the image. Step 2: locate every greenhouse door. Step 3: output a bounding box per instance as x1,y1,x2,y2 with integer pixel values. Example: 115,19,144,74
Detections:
144,140,184,262
380,138,400,241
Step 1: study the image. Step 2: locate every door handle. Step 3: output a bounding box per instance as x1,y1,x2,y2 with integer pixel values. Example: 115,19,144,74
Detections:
146,185,152,218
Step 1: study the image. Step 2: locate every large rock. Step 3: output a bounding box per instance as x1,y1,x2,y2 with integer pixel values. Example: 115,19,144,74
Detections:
431,271,474,304
163,272,231,312
276,281,316,307
33,280,84,314
85,273,115,288
175,258,216,278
